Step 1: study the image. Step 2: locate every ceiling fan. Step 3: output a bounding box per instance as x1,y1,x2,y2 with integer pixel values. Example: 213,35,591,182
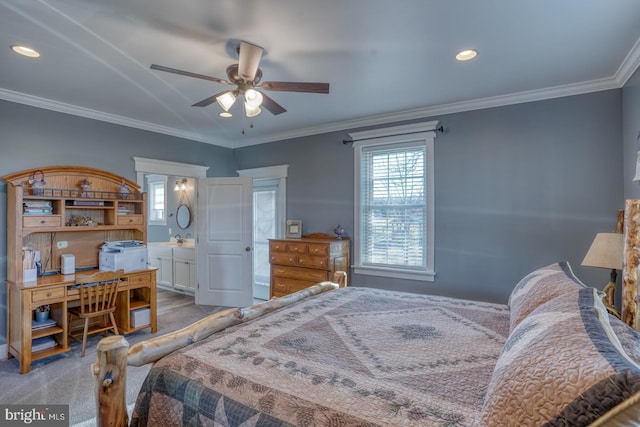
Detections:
150,41,330,118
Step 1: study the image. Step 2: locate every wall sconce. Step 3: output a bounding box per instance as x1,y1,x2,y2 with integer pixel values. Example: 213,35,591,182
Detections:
174,178,187,192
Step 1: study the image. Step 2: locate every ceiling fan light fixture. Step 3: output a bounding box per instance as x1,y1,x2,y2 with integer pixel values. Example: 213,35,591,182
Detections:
219,111,232,118
244,89,263,108
456,49,478,61
244,103,261,118
216,91,237,111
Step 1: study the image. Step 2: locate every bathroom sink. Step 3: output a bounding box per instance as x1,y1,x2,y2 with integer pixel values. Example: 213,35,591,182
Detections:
148,240,195,248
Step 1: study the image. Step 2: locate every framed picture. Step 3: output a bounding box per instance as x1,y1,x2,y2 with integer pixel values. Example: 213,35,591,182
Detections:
286,219,302,238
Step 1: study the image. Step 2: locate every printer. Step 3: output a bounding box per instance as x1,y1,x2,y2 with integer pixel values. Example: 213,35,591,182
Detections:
99,240,148,272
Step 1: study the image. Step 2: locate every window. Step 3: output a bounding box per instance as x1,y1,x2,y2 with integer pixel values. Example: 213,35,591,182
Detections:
147,175,167,225
351,121,438,281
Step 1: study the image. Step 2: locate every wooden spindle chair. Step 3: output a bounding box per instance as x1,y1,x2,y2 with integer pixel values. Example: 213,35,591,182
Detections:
68,269,124,357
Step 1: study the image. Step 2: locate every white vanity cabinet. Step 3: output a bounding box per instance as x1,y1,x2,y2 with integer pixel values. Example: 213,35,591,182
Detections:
148,244,196,294
148,245,173,288
172,246,196,293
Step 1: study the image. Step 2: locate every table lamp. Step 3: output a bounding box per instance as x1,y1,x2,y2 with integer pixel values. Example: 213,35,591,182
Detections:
581,232,623,318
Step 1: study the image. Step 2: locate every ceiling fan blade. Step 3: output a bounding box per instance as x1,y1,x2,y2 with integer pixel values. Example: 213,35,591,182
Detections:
260,81,329,94
150,64,229,84
238,41,263,82
192,90,229,107
260,92,287,115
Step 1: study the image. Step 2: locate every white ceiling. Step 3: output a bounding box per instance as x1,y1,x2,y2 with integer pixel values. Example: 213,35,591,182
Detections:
2,0,640,149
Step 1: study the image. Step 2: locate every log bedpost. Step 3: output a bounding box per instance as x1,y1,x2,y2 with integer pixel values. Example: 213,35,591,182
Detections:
92,335,129,427
93,275,345,423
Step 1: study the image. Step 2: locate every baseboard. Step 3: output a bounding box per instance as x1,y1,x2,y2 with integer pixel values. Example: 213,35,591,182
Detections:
0,343,7,361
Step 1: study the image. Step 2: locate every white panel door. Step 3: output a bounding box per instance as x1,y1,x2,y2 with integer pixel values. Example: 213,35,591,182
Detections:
196,177,253,307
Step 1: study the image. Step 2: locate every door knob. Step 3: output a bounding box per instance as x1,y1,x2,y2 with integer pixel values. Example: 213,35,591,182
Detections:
245,247,251,252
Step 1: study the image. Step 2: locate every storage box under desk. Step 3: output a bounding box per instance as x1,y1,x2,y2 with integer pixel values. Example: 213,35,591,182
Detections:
130,308,150,328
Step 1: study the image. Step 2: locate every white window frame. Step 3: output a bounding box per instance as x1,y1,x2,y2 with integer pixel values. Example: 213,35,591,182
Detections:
147,174,168,226
351,121,438,282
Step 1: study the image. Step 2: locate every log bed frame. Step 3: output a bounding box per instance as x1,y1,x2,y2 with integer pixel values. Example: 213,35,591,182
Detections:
93,272,346,427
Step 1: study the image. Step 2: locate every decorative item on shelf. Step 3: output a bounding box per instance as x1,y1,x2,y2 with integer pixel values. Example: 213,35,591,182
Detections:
581,232,623,318
334,225,346,240
66,215,97,227
34,304,50,322
79,178,92,197
28,169,46,196
118,177,130,199
286,220,302,239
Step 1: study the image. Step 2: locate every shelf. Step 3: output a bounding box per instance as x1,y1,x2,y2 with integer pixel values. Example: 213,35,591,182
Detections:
22,224,144,234
32,325,64,339
129,299,150,310
25,188,143,201
31,344,70,361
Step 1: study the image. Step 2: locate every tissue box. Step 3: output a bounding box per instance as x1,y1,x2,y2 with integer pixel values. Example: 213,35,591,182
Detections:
130,308,150,328
23,268,37,284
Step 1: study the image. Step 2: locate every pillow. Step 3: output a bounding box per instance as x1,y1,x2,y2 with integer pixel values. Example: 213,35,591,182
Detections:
482,287,640,426
508,261,584,332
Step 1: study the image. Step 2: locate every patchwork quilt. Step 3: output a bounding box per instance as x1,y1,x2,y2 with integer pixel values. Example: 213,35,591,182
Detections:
131,287,509,426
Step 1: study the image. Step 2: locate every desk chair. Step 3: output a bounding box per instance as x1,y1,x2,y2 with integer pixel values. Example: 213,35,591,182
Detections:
68,269,124,357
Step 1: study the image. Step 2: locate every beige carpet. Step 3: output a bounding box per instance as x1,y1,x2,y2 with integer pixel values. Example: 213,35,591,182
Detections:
0,290,228,426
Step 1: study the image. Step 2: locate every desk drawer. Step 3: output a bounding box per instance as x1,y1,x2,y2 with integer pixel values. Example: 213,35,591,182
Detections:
116,215,143,226
125,271,153,288
23,215,62,228
32,287,65,303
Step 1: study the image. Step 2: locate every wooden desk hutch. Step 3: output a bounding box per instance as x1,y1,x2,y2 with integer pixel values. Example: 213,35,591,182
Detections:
3,166,157,373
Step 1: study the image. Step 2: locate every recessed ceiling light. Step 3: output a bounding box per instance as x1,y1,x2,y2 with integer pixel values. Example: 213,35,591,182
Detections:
456,49,477,61
219,112,232,118
11,45,40,58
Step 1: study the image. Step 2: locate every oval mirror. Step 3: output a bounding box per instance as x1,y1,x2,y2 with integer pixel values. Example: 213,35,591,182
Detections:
176,204,191,229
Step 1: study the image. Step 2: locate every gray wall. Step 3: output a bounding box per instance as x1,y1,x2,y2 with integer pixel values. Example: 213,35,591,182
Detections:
0,99,234,345
235,89,624,303
623,68,640,199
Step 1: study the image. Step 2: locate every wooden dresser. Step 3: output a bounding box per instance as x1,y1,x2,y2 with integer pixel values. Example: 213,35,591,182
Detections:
269,236,350,298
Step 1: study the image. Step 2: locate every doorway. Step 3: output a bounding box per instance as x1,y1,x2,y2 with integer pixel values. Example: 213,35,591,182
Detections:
135,158,288,303
238,165,288,301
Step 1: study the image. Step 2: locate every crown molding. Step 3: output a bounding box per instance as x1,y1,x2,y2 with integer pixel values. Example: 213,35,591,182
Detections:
232,75,622,148
0,88,233,148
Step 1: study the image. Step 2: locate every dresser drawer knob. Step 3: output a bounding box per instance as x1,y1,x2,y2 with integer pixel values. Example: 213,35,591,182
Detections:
47,292,52,297
41,220,46,224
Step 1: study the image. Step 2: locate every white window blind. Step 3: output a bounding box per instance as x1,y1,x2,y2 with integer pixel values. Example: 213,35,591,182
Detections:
361,143,426,268
351,121,437,282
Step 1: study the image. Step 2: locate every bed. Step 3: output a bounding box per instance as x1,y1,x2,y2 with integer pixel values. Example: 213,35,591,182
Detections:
94,202,640,426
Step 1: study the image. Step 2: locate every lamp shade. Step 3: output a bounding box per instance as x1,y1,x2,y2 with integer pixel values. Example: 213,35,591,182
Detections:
244,89,263,108
244,103,261,117
581,232,623,270
216,91,237,111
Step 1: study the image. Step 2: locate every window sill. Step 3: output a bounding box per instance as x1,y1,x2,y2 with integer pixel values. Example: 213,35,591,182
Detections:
354,266,436,282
